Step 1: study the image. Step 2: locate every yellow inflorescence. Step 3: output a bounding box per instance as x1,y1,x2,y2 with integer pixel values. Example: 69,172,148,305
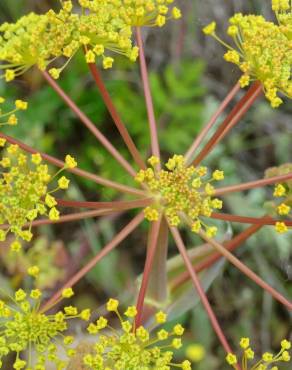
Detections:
203,1,292,108
0,97,28,126
226,337,291,369
0,285,91,369
83,298,191,369
0,0,181,81
135,155,224,237
0,141,77,249
265,163,292,234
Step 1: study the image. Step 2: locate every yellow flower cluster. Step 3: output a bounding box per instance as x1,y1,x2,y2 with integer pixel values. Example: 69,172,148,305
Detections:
0,141,77,250
83,298,191,369
265,163,292,234
226,337,291,369
0,0,181,80
203,1,292,108
135,155,224,237
0,285,90,369
0,97,28,126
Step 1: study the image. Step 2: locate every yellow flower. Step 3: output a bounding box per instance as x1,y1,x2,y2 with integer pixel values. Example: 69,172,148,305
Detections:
203,21,217,35
62,287,74,298
204,4,292,107
49,207,60,221
155,310,167,324
103,57,114,69
275,221,288,233
65,154,77,169
58,176,70,189
240,337,250,349
226,353,238,365
185,344,205,362
30,289,42,299
277,203,290,215
27,265,40,277
106,298,119,311
15,99,28,110
124,306,137,318
273,184,286,197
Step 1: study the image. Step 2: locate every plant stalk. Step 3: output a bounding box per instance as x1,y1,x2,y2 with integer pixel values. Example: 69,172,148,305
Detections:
87,63,146,170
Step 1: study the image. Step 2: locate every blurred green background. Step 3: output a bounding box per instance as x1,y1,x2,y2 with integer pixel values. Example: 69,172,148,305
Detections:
0,1,291,369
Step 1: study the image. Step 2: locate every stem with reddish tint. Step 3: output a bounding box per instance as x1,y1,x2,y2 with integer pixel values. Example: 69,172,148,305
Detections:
199,230,292,310
192,81,263,166
0,209,121,230
215,173,292,196
170,227,235,357
136,28,161,165
185,81,241,164
42,71,136,177
171,223,262,290
210,213,292,226
135,217,162,328
0,132,144,196
87,63,146,170
56,197,152,211
41,212,144,312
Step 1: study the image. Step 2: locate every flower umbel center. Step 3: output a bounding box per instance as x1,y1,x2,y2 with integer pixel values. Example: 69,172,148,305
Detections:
135,155,224,237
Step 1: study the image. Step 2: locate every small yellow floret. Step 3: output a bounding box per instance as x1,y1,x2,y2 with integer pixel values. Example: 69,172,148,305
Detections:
155,310,167,324
65,154,77,168
62,287,74,298
106,298,119,311
275,221,288,233
203,22,216,35
226,353,238,365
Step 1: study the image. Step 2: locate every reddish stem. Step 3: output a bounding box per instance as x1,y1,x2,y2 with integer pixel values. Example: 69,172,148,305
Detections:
136,28,161,165
56,197,152,211
87,63,146,170
215,173,292,196
0,209,121,230
192,81,263,166
210,213,292,226
171,223,262,289
0,132,144,196
199,231,292,310
42,71,136,177
41,212,144,312
170,227,235,356
135,217,162,328
185,81,241,163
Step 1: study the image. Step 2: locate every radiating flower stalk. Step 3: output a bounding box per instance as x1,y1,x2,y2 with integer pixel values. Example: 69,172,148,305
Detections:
0,0,291,368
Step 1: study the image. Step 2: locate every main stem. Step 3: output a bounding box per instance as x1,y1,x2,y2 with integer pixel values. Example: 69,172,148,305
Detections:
170,227,236,358
136,28,161,166
41,212,144,312
42,71,136,177
135,217,162,328
192,81,263,166
87,63,146,170
185,81,241,164
0,132,144,196
199,231,292,310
